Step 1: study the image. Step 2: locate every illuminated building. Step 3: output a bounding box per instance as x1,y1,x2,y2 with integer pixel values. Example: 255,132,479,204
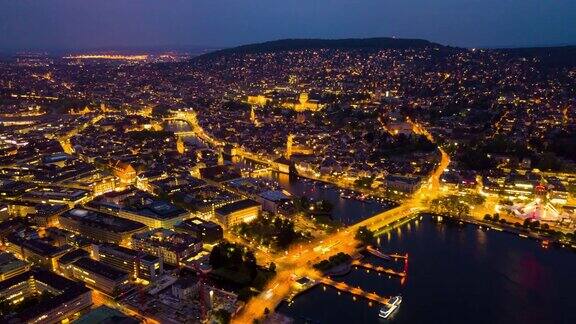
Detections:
250,106,258,126
0,252,30,281
57,248,90,278
111,161,137,184
0,269,92,323
20,186,90,207
174,217,223,244
257,190,291,214
176,136,185,154
70,257,130,297
5,235,71,271
93,189,192,229
385,175,422,193
63,54,149,61
171,276,199,299
93,243,162,282
117,197,191,229
62,172,117,196
285,133,293,159
547,177,568,205
75,305,140,324
247,95,272,106
247,92,324,112
274,156,292,174
91,176,117,195
58,208,148,245
132,228,202,266
179,185,241,218
215,199,261,227
281,93,324,112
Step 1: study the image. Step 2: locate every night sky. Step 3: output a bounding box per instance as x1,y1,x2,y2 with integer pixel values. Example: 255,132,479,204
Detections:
1,0,575,51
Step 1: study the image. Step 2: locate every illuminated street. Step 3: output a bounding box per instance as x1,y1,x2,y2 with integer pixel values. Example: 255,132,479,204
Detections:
1,5,575,323
232,150,450,323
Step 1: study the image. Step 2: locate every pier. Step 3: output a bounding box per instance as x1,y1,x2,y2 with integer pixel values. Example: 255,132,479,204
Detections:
366,246,408,261
351,260,406,277
317,277,390,305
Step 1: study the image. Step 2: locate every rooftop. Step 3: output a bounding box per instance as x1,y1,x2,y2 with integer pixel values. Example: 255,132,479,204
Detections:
0,252,28,274
74,305,140,324
61,208,147,233
72,257,129,281
0,269,90,323
215,199,261,215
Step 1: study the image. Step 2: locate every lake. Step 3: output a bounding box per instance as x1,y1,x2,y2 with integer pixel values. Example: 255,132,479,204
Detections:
277,216,576,324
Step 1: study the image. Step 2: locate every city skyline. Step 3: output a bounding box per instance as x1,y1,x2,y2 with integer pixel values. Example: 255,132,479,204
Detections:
1,2,575,324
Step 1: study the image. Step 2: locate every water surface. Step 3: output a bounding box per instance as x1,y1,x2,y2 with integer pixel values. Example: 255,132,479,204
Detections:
278,217,576,324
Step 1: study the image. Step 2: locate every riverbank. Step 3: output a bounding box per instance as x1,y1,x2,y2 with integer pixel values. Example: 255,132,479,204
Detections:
430,213,576,251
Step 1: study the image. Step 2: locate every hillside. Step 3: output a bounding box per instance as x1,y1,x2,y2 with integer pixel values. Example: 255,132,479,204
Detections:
194,38,576,69
196,37,445,59
497,46,576,68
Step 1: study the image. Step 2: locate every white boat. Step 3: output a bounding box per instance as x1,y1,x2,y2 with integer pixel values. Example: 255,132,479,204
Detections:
389,295,402,306
379,304,397,319
379,296,402,319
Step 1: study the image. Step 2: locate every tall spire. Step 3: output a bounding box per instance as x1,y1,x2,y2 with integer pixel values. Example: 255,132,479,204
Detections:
176,136,185,154
250,106,259,126
285,133,294,159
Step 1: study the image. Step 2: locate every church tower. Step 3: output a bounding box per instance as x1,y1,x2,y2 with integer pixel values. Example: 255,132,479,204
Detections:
176,136,185,154
285,134,294,159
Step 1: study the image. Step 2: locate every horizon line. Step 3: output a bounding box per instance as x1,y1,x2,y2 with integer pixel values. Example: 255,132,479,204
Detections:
1,37,575,55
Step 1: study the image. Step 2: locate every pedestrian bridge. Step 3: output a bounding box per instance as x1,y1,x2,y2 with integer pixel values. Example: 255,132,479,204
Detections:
317,277,391,305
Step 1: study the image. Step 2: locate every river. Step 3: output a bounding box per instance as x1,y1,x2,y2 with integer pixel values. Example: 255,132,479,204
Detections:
277,216,576,324
165,120,394,224
163,120,206,146
260,171,396,225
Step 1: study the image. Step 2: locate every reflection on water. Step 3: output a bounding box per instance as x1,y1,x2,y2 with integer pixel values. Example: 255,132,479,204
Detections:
164,120,205,146
475,227,487,257
261,172,394,224
164,120,191,132
165,121,393,224
278,217,576,324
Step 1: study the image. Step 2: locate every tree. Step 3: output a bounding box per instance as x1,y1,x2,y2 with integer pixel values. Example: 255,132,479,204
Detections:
522,218,531,228
430,195,470,218
462,193,486,206
355,226,375,245
354,177,374,188
209,244,226,269
212,309,231,324
209,242,256,272
293,196,310,212
535,152,563,171
316,200,334,214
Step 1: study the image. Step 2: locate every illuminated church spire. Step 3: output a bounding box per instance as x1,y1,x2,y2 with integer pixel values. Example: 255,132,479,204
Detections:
250,106,259,126
285,133,294,159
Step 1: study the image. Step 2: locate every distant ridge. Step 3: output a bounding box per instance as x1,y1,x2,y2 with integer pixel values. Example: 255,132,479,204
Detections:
192,37,576,69
195,37,445,59
498,45,576,68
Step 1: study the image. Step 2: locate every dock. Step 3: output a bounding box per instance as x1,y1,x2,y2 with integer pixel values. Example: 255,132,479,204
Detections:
351,260,406,277
317,277,390,305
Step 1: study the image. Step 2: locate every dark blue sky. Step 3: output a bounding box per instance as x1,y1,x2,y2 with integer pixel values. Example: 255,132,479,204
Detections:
1,0,575,51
